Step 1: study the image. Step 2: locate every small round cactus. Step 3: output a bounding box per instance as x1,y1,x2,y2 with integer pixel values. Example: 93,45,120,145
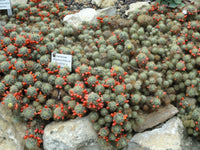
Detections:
148,97,161,109
55,77,66,89
116,137,128,149
26,86,38,98
23,106,36,120
25,138,38,150
23,74,35,86
41,83,53,96
107,101,118,112
73,103,86,117
53,106,65,120
116,95,127,106
40,106,52,120
89,111,99,122
111,125,122,136
87,92,103,110
113,112,126,125
0,83,5,94
3,74,16,87
98,127,109,138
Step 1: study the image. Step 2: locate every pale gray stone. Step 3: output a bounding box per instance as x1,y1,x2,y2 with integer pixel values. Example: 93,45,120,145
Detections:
43,116,115,150
92,0,117,8
97,7,117,17
74,0,90,3
77,142,115,150
63,8,98,28
43,116,98,150
128,117,185,150
125,2,150,15
92,0,102,7
0,104,26,150
133,104,179,132
63,7,116,28
101,0,117,8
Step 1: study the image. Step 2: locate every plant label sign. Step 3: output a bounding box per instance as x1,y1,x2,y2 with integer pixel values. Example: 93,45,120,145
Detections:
0,0,12,16
51,52,72,71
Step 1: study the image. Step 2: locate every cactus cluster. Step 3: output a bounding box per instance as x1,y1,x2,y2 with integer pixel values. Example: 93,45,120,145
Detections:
0,0,200,149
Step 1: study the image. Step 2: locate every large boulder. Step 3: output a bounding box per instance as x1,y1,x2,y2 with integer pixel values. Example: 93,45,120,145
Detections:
43,116,114,150
63,7,116,28
125,2,150,15
133,104,179,132
127,117,185,150
63,8,98,28
0,104,26,150
97,7,117,17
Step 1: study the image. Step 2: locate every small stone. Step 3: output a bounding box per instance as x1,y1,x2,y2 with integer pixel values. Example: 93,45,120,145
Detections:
92,0,103,7
92,0,117,8
43,116,115,150
125,2,150,15
43,116,98,150
101,0,117,8
0,104,26,150
133,104,179,132
128,117,185,150
97,7,117,17
63,8,98,28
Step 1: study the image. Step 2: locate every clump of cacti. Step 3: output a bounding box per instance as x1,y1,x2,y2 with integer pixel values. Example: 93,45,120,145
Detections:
0,0,200,149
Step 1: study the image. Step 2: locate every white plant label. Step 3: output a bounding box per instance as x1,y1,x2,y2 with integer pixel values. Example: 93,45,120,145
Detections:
0,0,11,9
51,52,72,71
0,0,12,16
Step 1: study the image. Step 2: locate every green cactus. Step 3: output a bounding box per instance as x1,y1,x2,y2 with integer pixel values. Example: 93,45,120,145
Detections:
3,74,16,87
74,103,86,117
99,127,109,138
25,138,38,150
23,106,36,120
41,83,53,96
40,107,52,120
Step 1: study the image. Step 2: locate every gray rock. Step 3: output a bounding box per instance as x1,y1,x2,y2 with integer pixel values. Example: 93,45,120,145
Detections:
92,0,117,8
97,7,117,17
0,104,26,150
43,116,115,150
133,104,179,132
74,0,90,3
128,117,185,150
63,7,116,28
186,137,200,150
125,2,150,15
101,0,117,8
63,8,98,28
78,142,115,150
92,0,102,7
